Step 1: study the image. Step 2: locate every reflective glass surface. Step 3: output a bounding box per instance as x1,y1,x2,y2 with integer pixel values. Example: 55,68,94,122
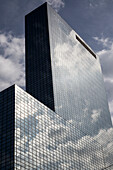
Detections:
1,3,113,169
0,85,112,169
48,4,112,134
47,4,113,167
25,3,55,111
105,165,113,170
15,85,104,169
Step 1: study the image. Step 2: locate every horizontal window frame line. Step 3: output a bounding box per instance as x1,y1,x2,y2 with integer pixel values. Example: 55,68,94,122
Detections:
76,35,97,59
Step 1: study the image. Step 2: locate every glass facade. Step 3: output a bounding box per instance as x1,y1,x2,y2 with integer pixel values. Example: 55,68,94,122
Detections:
47,5,113,166
25,3,113,168
48,4,112,134
105,165,113,170
0,85,106,169
0,86,15,169
0,2,113,169
47,6,113,167
25,3,55,111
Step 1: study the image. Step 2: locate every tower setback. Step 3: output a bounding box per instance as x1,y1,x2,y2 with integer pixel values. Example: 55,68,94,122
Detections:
26,3,112,136
0,2,113,169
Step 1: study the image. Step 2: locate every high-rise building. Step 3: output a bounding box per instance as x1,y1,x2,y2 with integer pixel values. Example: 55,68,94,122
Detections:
25,3,113,167
0,85,105,169
0,2,113,169
25,3,112,135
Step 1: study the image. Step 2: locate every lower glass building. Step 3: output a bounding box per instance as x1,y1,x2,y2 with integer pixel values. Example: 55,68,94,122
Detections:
0,85,107,169
0,2,113,170
0,86,14,169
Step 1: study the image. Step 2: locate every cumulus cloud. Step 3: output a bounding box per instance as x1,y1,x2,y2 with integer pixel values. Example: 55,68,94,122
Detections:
0,31,25,91
89,0,107,9
91,109,102,123
97,46,113,80
109,101,113,123
94,127,113,166
93,36,112,48
42,0,65,11
94,36,113,124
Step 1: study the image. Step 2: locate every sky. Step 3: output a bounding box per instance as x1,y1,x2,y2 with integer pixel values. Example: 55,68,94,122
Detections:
0,0,113,123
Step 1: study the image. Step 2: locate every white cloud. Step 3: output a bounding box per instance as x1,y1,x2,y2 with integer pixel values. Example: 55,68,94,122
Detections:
91,109,102,123
93,36,112,48
109,100,113,123
42,0,65,11
94,37,113,79
95,128,113,147
94,127,113,166
94,36,113,124
0,31,25,91
89,0,107,9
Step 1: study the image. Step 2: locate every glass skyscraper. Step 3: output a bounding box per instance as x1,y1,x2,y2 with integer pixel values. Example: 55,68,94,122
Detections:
25,3,112,135
0,85,105,169
0,2,113,169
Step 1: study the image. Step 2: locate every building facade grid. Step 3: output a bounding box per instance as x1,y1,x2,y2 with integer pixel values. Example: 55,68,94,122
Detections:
0,2,113,170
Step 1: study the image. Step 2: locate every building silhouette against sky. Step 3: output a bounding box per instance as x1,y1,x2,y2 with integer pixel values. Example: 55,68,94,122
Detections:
25,3,112,135
0,2,113,169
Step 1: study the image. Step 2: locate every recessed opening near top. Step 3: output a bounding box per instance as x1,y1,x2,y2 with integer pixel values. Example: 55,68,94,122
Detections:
76,35,96,59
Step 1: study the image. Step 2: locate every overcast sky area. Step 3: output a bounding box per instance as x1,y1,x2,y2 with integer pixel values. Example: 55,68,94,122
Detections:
0,0,113,123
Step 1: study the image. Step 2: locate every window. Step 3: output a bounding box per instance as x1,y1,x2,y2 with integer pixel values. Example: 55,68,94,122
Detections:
76,35,96,59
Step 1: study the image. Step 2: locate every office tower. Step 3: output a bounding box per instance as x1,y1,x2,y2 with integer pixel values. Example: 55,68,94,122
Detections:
0,85,105,169
25,3,112,136
25,3,55,111
25,3,113,167
25,2,113,168
0,2,113,170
